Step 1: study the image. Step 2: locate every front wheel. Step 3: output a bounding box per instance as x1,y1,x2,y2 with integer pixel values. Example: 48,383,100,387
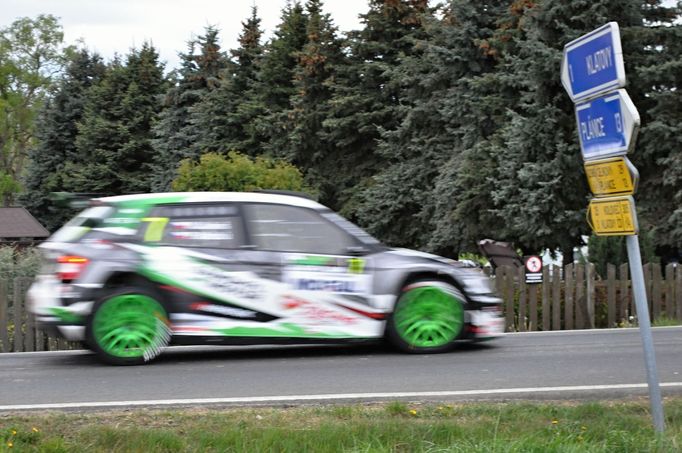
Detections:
387,280,465,353
86,287,171,365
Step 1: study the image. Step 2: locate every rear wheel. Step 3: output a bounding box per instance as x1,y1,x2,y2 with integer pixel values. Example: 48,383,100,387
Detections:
387,280,465,353
86,287,170,365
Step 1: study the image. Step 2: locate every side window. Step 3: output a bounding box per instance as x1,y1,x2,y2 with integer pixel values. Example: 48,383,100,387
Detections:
140,204,245,249
244,204,356,255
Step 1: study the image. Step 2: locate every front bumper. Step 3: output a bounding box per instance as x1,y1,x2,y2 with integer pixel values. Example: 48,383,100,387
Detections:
465,309,505,339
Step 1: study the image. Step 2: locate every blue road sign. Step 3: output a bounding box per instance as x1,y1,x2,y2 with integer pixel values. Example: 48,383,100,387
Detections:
561,22,626,102
575,89,640,161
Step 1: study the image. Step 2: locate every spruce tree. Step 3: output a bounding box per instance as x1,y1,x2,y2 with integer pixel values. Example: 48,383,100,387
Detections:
258,1,309,113
282,0,345,200
354,1,502,253
323,0,430,216
254,1,309,156
151,27,229,190
66,43,167,195
627,1,682,260
481,1,644,259
191,10,264,156
20,49,106,230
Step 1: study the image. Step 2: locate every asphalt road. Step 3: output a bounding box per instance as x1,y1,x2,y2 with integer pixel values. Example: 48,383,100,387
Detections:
2,327,682,410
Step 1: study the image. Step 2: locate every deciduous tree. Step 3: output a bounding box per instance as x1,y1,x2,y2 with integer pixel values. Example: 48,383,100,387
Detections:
0,15,69,205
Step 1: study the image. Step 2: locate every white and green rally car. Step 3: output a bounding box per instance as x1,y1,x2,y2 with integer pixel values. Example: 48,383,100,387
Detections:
28,192,503,365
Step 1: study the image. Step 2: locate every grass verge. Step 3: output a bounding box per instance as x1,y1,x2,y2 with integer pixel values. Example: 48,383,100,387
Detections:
2,398,682,452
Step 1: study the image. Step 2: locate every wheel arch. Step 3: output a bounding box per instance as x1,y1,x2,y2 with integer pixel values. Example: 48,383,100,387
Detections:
384,270,468,340
395,271,467,303
385,271,468,353
103,271,159,291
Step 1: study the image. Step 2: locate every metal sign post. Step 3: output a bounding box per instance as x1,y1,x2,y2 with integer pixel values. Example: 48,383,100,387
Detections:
626,235,665,432
562,22,665,433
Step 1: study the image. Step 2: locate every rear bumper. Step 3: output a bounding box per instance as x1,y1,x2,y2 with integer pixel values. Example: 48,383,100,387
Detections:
27,275,91,341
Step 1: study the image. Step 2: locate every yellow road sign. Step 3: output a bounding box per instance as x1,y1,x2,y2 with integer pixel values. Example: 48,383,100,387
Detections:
587,195,638,236
584,157,638,197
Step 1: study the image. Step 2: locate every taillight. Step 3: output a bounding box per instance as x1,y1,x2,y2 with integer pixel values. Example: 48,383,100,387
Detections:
57,255,89,282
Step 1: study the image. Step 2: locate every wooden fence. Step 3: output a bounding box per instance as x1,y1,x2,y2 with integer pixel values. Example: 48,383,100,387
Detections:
1,262,681,352
495,263,682,332
0,278,79,353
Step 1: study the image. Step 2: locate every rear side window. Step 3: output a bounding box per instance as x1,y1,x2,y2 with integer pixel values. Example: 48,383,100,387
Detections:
141,204,245,249
50,206,116,243
244,204,355,255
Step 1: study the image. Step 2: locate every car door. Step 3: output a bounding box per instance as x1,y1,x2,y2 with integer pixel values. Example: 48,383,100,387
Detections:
136,202,283,331
240,202,384,338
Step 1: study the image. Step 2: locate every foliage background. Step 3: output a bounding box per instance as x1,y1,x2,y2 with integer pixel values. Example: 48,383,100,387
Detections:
2,0,681,268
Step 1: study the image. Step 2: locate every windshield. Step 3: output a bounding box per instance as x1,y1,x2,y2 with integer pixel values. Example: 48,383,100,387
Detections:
49,205,116,243
321,211,382,246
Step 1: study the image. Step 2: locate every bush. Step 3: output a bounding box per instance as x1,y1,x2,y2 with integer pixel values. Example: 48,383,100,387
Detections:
171,151,312,195
0,246,41,282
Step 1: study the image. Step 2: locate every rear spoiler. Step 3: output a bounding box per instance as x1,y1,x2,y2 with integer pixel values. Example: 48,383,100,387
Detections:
50,192,111,209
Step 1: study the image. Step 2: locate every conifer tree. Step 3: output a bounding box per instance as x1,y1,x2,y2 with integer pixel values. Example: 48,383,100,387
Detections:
627,1,682,259
151,27,229,190
65,43,167,195
20,49,106,230
323,0,430,216
191,10,264,156
282,0,345,201
258,1,309,113
254,1,309,156
441,0,681,261
354,1,502,252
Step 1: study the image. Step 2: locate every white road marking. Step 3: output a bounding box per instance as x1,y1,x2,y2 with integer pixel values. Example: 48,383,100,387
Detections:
3,383,682,411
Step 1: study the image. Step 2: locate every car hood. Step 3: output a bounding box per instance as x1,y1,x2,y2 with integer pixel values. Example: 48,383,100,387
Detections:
386,248,464,268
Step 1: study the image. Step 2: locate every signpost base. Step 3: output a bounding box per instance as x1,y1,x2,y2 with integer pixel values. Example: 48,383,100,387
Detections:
626,234,665,433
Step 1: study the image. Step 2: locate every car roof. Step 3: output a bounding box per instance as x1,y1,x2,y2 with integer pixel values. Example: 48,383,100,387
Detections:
97,192,326,210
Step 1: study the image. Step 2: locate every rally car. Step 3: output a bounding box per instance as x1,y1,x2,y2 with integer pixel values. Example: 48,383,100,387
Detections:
28,192,503,365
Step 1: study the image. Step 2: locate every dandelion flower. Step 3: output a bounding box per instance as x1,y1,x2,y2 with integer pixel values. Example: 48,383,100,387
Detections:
409,409,417,416
32,427,39,433
10,430,16,436
7,441,13,448
581,426,587,431
551,420,558,425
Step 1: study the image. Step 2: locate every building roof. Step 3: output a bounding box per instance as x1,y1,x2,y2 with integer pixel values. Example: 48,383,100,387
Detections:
0,207,50,239
478,239,524,269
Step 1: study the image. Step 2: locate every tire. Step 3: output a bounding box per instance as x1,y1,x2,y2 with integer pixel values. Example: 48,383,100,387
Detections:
86,287,171,365
386,280,465,353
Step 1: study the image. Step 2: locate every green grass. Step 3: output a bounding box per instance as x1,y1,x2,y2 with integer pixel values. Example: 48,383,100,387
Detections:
2,398,682,452
652,316,681,327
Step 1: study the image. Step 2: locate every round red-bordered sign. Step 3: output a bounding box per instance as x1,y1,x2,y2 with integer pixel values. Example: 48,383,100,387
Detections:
525,256,542,273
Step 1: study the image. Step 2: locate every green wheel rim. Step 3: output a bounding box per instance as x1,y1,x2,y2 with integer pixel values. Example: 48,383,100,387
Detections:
394,285,464,348
93,294,168,359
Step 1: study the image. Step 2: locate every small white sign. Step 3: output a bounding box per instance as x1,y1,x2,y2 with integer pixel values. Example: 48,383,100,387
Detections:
524,256,543,284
